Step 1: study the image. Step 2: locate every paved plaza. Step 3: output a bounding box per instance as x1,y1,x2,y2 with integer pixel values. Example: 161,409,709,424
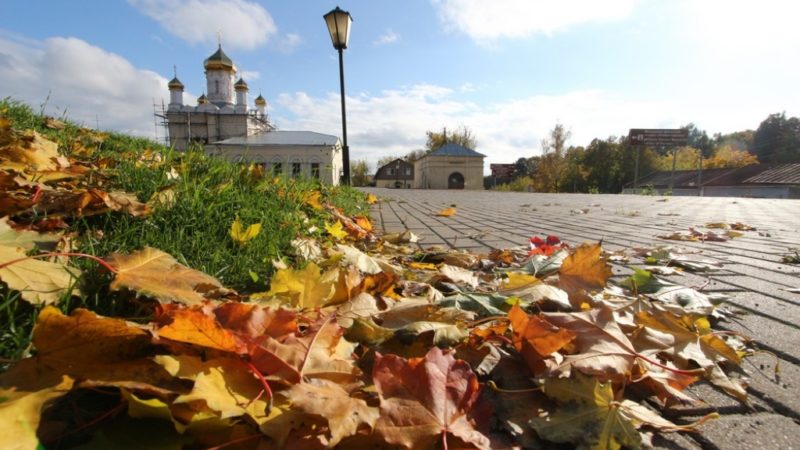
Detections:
365,188,800,450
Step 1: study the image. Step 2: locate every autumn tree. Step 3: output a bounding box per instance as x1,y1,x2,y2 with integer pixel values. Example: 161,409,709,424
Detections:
704,145,759,168
533,123,570,192
376,156,399,169
351,159,371,186
424,125,477,152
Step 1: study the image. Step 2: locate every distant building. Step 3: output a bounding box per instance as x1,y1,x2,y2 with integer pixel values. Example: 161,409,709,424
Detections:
165,45,343,185
414,144,485,189
374,159,414,188
623,163,800,198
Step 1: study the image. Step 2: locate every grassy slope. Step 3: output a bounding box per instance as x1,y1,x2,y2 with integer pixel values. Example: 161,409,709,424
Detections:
0,99,368,361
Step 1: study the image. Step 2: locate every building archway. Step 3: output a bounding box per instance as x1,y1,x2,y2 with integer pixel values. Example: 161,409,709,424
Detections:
448,172,465,189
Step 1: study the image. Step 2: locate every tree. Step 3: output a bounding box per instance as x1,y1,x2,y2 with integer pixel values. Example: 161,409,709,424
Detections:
704,145,759,169
533,123,570,192
752,112,800,163
682,123,713,157
424,125,477,152
351,160,370,187
404,149,427,162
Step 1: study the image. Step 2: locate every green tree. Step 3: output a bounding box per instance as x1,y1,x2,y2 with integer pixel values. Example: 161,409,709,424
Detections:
351,159,371,186
752,112,800,163
425,125,477,152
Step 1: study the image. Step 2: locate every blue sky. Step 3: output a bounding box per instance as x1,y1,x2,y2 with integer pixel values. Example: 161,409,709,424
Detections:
2,0,799,170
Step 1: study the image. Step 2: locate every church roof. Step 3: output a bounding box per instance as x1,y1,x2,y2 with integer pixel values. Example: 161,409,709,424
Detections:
234,78,248,90
254,94,267,106
215,131,340,147
168,76,184,89
429,143,486,158
204,45,236,71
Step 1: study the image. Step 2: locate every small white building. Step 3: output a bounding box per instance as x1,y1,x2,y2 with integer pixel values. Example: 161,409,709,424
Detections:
166,45,343,185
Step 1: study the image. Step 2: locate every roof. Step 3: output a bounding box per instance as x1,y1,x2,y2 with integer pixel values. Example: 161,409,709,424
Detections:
254,94,267,106
428,143,485,158
167,76,184,89
744,163,800,184
375,159,414,180
702,164,775,186
234,78,248,90
204,45,236,71
215,131,340,147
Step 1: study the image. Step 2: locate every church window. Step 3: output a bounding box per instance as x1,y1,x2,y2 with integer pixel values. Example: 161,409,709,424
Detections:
273,163,283,176
292,162,302,178
311,163,320,179
215,80,219,94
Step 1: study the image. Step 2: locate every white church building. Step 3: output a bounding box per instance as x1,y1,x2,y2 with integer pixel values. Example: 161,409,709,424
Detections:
166,45,344,185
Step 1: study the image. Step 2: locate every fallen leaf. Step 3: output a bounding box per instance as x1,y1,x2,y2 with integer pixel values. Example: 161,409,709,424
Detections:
291,237,322,261
230,217,261,246
155,306,246,354
325,220,348,241
304,191,323,210
0,375,73,450
502,272,540,290
373,347,491,450
439,264,479,289
509,304,575,374
286,378,379,446
266,262,335,308
435,206,457,217
108,247,230,305
366,193,378,204
0,216,61,249
336,244,383,274
558,243,613,303
0,244,81,304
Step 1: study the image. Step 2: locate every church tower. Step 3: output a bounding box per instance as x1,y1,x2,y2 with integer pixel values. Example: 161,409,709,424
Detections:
204,44,236,107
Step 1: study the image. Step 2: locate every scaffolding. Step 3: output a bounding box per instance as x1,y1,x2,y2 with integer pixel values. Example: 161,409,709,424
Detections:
152,99,170,146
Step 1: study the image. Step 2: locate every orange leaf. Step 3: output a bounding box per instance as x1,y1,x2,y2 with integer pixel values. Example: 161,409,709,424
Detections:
558,243,613,303
435,206,457,217
509,304,575,374
354,216,373,232
213,302,298,340
155,307,245,354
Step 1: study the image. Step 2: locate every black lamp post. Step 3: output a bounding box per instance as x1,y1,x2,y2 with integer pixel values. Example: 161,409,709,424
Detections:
323,6,353,185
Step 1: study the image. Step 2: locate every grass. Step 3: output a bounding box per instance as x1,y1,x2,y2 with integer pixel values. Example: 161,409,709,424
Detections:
0,98,369,363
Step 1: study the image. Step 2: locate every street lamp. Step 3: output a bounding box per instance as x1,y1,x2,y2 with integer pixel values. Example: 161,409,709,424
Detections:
323,6,353,185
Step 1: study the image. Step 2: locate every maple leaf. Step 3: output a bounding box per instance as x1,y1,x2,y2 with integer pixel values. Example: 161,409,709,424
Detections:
558,243,613,304
502,271,540,290
108,247,230,306
531,374,685,450
155,306,246,354
325,220,348,241
266,262,335,309
251,315,360,385
0,245,81,304
213,302,297,340
286,378,379,446
366,193,378,204
373,347,491,450
0,130,61,171
435,206,457,217
0,375,73,450
304,190,324,210
354,215,373,232
541,307,639,380
336,244,383,274
509,304,576,374
230,217,261,246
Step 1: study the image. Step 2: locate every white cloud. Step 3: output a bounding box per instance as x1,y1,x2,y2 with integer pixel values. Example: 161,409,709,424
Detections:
274,82,798,173
373,29,400,46
275,33,303,53
432,0,637,40
0,35,171,137
128,0,277,50
239,70,260,81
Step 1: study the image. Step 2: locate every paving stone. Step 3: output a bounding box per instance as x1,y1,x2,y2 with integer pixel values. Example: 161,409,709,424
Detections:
689,413,800,450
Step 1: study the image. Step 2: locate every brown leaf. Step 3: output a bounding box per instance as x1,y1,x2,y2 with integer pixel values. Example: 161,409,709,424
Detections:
213,302,297,340
435,206,457,217
541,307,638,380
109,247,231,305
286,379,379,446
373,347,491,450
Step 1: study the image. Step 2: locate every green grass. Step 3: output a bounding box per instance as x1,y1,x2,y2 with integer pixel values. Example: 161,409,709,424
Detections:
0,98,369,363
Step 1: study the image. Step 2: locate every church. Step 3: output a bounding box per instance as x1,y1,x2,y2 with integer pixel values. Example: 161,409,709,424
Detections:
166,45,344,185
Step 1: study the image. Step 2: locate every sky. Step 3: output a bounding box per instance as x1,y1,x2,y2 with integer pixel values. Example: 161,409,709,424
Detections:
1,0,799,172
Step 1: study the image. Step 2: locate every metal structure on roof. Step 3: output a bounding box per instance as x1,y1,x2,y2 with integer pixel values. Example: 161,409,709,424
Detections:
429,143,486,158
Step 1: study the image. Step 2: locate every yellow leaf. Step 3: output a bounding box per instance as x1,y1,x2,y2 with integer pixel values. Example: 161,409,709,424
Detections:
304,191,324,210
558,243,613,305
230,217,261,246
503,272,540,290
108,247,229,305
0,245,81,305
325,221,348,241
0,375,74,450
366,193,378,204
354,216,373,232
408,261,437,271
266,262,335,308
435,206,457,217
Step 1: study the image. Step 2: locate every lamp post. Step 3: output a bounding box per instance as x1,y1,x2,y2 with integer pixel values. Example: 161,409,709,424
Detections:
323,6,353,185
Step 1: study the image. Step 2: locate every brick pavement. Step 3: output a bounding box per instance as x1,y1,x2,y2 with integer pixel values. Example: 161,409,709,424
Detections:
365,188,800,450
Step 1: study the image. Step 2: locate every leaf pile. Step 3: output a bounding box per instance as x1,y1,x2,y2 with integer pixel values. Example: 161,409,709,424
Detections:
0,109,754,449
